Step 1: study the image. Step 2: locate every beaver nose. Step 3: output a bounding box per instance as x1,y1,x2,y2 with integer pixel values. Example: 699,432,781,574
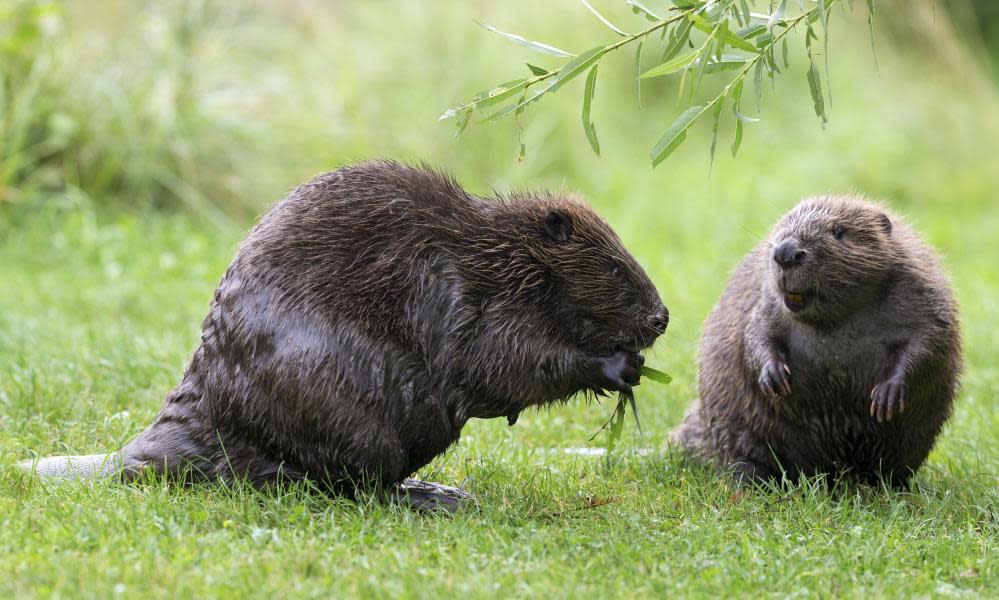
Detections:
649,307,669,335
773,240,807,268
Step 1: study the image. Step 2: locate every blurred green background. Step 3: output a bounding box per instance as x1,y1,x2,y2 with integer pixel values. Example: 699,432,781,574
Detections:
1,1,997,598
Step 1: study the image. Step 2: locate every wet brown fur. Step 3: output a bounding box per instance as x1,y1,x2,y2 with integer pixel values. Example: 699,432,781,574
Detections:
673,195,961,487
30,161,667,496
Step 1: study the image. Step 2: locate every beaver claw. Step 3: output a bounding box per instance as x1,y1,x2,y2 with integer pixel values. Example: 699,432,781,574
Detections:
591,351,642,393
870,378,906,422
759,360,791,397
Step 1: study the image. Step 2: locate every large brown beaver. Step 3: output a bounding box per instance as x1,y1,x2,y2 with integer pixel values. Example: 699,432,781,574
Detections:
21,161,668,510
672,195,961,487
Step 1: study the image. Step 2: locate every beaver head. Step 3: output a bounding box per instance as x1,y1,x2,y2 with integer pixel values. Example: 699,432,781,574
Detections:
515,195,668,353
767,196,901,325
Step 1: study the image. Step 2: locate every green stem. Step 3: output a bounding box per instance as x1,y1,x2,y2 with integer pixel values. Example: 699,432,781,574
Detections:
450,8,696,118
700,1,833,120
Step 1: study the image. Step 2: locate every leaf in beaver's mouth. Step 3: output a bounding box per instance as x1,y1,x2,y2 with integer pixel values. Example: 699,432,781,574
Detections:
640,366,672,384
591,365,672,451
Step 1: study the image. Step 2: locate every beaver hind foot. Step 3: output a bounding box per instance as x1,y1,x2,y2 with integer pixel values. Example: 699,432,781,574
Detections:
391,479,474,513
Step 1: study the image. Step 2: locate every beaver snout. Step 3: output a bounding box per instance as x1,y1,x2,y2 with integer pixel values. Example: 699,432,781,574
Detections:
773,240,807,269
648,308,669,335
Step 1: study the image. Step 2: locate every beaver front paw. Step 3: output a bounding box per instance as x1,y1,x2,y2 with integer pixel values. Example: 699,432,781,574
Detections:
590,350,642,394
759,360,791,397
870,377,906,422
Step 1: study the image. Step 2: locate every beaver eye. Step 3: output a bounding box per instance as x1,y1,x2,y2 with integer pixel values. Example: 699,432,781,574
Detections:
832,225,846,240
610,263,623,279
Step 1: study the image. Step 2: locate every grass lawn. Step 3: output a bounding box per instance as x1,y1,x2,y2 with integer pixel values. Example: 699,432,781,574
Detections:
2,183,996,598
1,2,998,598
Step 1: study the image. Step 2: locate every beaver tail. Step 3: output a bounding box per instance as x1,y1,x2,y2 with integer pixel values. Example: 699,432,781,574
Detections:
17,452,125,480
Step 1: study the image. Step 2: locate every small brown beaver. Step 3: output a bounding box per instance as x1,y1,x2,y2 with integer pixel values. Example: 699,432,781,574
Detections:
672,195,961,487
21,161,668,510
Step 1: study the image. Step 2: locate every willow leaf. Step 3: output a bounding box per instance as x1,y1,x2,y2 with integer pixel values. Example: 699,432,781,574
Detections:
580,0,627,36
476,21,575,57
807,60,827,124
650,104,705,167
581,65,600,155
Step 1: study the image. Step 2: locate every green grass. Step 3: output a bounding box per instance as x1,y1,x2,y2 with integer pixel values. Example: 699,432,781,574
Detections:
2,2,999,598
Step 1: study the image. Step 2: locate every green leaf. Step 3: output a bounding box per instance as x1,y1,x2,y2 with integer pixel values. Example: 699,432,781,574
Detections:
714,20,729,60
439,79,530,120
806,60,827,124
606,395,628,452
709,96,724,170
704,1,727,23
581,0,627,36
473,79,530,109
650,104,704,167
483,47,603,125
701,54,751,74
692,35,713,95
627,0,661,20
731,77,744,114
767,0,787,32
661,18,693,62
582,65,600,156
782,38,789,69
739,0,752,26
549,46,604,92
724,31,759,54
731,118,744,157
640,365,673,385
626,391,643,436
753,60,763,111
736,24,767,40
731,76,760,124
634,39,643,109
480,80,556,123
453,109,473,138
640,47,699,79
691,15,758,53
476,21,575,57
820,0,832,105
525,63,550,76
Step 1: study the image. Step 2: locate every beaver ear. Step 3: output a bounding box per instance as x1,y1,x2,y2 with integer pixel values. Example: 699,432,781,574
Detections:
880,213,892,234
544,210,572,242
